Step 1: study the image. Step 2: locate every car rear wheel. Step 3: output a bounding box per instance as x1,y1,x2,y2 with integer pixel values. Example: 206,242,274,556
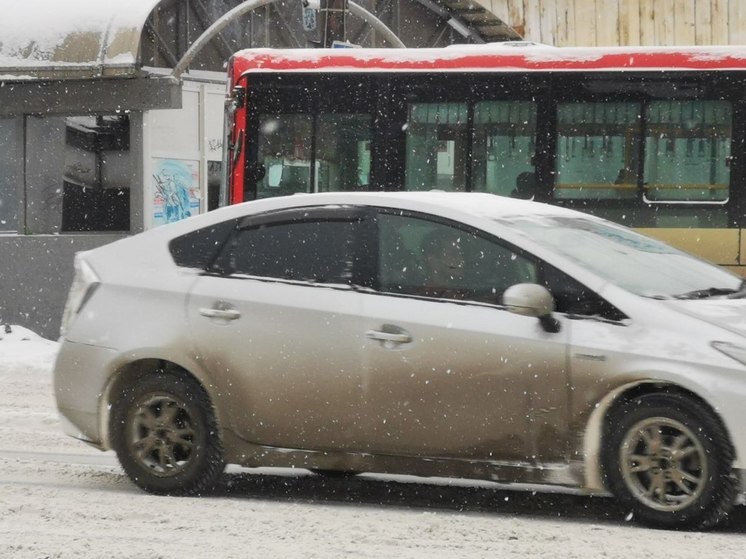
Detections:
602,393,736,530
110,370,225,496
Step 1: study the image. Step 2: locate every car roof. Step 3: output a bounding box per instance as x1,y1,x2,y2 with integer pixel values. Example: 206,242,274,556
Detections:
187,191,583,232
85,191,609,296
92,192,594,267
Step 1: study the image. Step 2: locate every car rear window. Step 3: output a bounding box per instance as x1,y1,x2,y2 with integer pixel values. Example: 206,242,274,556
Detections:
169,219,239,269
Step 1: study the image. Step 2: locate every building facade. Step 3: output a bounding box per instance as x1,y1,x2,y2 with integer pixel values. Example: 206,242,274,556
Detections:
483,0,746,47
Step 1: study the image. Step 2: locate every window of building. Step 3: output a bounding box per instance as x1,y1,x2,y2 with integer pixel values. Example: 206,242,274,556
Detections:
0,118,19,232
25,114,131,233
207,161,222,211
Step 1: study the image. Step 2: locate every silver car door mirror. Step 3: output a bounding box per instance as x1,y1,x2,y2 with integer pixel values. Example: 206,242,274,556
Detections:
502,283,560,333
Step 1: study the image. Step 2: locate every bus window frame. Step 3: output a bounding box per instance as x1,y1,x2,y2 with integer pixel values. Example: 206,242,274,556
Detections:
548,71,746,227
234,68,746,229
243,73,376,201
386,73,548,196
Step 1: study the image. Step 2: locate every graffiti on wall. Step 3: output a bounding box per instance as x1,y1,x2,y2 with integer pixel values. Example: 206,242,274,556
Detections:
152,158,200,226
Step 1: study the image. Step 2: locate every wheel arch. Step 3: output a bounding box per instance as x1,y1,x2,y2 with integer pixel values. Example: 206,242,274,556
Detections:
99,357,221,451
582,380,734,493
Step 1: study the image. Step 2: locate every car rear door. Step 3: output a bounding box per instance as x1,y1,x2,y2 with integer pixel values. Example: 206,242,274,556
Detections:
185,206,370,452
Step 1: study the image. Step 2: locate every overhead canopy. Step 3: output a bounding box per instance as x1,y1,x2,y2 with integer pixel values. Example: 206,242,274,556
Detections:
0,0,522,115
0,0,182,115
0,0,162,80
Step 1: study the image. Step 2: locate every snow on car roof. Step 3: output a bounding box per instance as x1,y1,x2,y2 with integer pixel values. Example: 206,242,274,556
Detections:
231,44,746,77
170,192,582,237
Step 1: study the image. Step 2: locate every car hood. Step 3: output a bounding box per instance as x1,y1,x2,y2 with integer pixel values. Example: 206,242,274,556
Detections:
664,298,746,338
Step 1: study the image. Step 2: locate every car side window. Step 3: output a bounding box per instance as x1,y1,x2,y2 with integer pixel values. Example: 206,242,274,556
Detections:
376,212,537,303
540,263,627,320
226,218,359,284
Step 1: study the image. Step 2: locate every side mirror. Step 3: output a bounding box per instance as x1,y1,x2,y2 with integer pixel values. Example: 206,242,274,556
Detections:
502,283,560,333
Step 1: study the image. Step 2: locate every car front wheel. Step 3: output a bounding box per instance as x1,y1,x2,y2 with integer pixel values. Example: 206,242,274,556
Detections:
110,370,225,496
602,393,737,530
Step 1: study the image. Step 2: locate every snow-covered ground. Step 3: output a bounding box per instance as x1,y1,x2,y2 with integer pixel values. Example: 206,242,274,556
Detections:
2,325,746,558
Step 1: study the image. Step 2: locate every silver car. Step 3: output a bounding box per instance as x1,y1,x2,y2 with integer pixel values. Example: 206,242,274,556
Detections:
54,191,746,529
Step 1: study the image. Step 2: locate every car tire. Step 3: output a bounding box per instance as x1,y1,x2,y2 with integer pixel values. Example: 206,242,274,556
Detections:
110,370,225,496
602,393,737,530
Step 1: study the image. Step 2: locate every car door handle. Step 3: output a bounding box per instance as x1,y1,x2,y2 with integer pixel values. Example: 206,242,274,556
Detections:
365,329,412,344
199,307,241,320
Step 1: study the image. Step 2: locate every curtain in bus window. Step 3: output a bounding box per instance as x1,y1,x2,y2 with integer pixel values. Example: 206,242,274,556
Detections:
257,114,313,198
472,101,537,198
405,103,468,191
554,102,641,201
316,114,372,192
643,100,731,204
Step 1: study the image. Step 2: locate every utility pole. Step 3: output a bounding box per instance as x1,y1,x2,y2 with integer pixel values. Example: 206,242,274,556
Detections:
319,0,348,47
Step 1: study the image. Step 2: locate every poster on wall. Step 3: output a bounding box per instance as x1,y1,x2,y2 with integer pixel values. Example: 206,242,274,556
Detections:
152,158,201,226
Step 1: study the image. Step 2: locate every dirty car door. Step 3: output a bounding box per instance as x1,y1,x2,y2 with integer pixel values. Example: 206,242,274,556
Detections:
358,210,570,464
185,206,368,451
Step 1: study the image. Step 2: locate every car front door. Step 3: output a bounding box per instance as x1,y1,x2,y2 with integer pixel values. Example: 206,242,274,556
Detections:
358,210,570,465
185,206,369,451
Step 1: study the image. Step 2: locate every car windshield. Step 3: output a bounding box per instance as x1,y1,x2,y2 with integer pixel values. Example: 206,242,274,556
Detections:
498,214,743,299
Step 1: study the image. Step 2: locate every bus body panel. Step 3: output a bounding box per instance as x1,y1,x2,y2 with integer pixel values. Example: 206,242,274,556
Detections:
224,45,746,271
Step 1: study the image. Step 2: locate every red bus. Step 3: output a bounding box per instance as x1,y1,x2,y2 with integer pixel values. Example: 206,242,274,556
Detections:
223,44,746,273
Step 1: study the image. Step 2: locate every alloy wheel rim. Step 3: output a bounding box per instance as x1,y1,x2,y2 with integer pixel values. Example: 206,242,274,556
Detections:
619,416,707,512
128,393,196,477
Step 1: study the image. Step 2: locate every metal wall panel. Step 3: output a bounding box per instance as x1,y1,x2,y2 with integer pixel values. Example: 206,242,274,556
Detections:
482,0,746,46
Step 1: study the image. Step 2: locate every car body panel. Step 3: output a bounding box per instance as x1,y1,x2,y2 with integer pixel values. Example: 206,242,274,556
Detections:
186,276,366,450
53,191,746,499
358,291,569,463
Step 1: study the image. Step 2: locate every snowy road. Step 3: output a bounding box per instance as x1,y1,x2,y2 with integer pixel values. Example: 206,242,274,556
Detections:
2,326,746,558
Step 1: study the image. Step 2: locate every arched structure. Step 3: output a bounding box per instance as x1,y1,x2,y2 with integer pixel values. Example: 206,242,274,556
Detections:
141,0,520,74
171,0,407,80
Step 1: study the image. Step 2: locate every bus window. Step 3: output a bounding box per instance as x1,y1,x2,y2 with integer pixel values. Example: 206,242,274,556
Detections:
316,114,372,192
472,101,537,197
405,103,468,191
256,113,371,198
554,102,641,201
643,100,731,204
257,114,313,198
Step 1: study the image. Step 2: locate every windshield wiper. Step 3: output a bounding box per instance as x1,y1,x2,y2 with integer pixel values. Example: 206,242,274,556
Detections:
673,286,740,300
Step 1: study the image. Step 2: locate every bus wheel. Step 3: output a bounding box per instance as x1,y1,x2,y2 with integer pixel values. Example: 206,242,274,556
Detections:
111,370,225,496
602,393,736,530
